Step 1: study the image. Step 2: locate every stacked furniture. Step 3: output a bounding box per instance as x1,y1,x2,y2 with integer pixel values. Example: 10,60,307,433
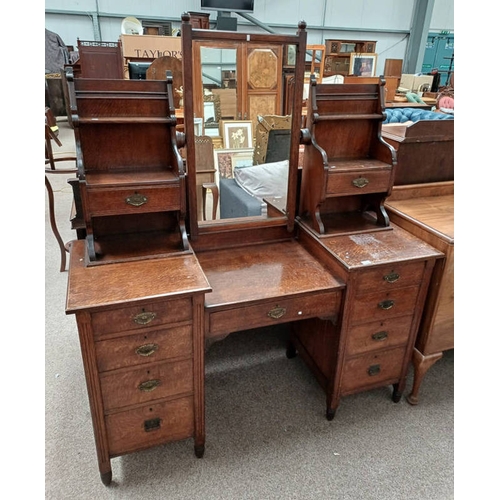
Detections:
323,39,377,77
291,77,443,419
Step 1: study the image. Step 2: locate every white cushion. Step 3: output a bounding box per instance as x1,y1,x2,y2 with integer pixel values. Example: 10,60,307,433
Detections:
233,159,289,201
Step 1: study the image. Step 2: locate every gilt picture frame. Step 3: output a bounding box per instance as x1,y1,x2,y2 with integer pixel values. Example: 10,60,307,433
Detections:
221,120,254,149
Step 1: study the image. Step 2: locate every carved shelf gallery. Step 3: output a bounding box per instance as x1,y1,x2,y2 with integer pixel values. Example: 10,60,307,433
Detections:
65,68,188,264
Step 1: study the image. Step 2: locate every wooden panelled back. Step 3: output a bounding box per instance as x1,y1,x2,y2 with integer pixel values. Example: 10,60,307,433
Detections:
306,80,386,160
76,40,124,79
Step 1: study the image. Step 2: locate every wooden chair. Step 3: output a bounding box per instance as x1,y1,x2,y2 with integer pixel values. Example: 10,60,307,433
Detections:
305,45,326,83
45,107,78,272
194,136,219,220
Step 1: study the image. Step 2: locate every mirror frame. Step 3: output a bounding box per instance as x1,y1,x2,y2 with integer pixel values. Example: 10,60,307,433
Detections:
181,12,307,241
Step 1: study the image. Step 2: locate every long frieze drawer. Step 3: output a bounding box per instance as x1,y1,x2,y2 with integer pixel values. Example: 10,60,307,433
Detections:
350,286,420,325
100,359,193,411
91,298,192,337
340,346,407,393
106,396,194,457
208,291,342,338
95,324,193,372
86,185,180,216
346,315,414,356
326,169,391,197
353,261,425,294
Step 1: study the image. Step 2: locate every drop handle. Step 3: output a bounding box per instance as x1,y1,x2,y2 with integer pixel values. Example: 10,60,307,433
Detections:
138,379,161,392
133,311,157,325
144,417,161,432
267,306,286,319
352,177,369,188
126,193,148,206
135,343,159,357
372,331,388,341
368,364,381,376
378,299,394,310
383,272,400,284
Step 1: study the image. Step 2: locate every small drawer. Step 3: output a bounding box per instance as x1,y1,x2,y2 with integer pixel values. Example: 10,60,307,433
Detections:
326,169,391,197
341,346,406,393
106,396,194,456
350,286,420,325
100,359,193,411
91,298,192,337
87,184,180,216
95,324,193,372
353,261,425,294
346,315,413,356
208,291,342,338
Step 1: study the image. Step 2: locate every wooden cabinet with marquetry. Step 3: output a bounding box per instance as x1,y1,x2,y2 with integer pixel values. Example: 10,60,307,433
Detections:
323,39,377,77
65,68,189,264
66,240,211,485
185,14,285,132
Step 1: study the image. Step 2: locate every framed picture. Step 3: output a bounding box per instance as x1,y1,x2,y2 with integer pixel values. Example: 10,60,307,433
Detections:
349,53,378,77
194,117,203,136
221,120,254,149
214,148,254,179
285,44,296,67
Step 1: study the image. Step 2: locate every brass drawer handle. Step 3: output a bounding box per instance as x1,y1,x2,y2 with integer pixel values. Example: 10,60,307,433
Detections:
126,193,148,206
378,299,394,310
352,177,369,188
372,331,388,341
135,343,159,357
144,417,161,432
383,272,400,284
268,306,286,319
133,311,157,325
368,364,381,376
138,379,161,392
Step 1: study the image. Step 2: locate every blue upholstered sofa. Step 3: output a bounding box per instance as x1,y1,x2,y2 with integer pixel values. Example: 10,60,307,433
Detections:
220,178,264,218
383,107,454,124
219,159,289,219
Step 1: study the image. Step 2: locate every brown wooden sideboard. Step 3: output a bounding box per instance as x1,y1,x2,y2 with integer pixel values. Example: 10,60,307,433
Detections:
385,182,454,404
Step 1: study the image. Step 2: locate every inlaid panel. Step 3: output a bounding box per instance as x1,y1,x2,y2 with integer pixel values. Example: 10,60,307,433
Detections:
247,49,279,90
